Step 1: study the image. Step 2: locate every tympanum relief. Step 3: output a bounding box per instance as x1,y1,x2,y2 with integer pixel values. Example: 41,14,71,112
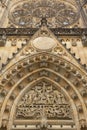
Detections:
16,81,73,121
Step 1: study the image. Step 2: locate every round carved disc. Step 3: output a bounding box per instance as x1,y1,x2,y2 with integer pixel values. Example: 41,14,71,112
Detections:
32,37,57,50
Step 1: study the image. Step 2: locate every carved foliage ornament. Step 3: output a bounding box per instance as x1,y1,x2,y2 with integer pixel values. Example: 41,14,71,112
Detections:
9,0,79,28
16,81,73,120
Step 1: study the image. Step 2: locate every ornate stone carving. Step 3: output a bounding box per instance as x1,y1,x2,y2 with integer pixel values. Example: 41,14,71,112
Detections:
79,119,87,129
9,0,79,28
0,34,6,46
81,33,87,46
0,28,87,36
16,81,73,120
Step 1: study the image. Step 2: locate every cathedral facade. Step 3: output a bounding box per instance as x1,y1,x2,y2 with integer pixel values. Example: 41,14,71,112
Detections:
0,0,87,130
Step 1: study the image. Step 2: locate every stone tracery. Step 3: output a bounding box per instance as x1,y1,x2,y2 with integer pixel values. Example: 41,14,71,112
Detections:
9,0,79,28
0,0,87,130
16,81,73,120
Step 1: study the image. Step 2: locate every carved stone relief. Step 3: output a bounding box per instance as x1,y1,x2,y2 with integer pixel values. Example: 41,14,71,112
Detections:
16,81,73,120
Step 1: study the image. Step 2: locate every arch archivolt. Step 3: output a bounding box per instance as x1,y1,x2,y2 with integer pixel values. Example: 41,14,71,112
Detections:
0,52,87,130
8,77,79,130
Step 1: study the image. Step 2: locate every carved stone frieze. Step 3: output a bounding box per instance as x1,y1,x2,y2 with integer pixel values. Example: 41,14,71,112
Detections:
0,28,87,36
16,81,73,120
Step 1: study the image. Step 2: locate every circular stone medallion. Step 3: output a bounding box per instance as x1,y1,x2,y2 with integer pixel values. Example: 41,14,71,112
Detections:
32,37,57,51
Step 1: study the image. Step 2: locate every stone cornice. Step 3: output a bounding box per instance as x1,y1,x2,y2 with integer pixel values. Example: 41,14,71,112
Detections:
0,28,87,36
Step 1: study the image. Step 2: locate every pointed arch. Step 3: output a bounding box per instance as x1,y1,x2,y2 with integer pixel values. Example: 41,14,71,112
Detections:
0,52,87,130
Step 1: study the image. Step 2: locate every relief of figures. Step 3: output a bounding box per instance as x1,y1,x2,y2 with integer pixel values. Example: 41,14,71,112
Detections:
16,81,73,120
